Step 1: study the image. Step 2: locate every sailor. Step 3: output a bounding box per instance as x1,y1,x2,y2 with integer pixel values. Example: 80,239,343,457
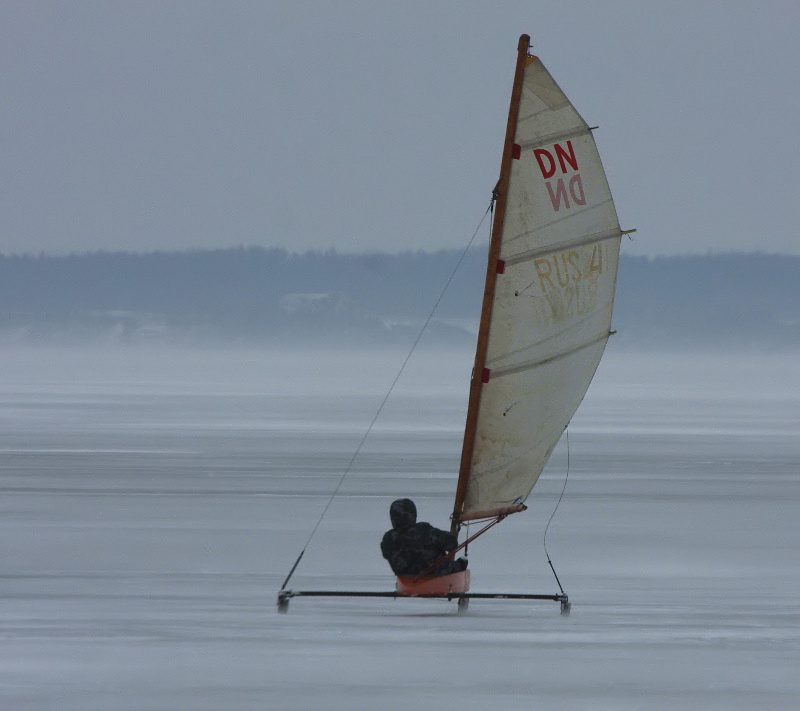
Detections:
380,498,468,577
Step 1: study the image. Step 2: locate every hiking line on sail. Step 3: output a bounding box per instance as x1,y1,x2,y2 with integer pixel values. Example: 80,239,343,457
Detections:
278,199,496,596
278,33,630,614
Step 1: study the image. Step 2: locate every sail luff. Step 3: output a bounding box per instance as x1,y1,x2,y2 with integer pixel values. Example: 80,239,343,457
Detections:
451,34,531,534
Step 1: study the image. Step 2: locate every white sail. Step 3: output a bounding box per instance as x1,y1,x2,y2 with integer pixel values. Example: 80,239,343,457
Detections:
459,51,622,522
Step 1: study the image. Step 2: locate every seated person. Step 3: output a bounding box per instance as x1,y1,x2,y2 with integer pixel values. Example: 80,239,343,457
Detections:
380,498,468,577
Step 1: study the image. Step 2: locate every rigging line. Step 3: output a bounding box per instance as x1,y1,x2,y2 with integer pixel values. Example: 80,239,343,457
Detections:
543,427,570,596
279,198,496,592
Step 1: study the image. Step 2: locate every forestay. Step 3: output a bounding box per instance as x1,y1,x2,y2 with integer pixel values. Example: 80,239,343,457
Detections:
456,42,623,522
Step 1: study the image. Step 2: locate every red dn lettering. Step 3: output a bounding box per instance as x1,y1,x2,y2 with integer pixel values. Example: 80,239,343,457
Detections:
533,140,585,212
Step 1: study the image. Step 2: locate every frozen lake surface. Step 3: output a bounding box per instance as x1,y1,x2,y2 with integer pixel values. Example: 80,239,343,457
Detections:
1,345,798,710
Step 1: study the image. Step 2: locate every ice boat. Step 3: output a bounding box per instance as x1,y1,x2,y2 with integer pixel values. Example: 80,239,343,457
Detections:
278,33,630,614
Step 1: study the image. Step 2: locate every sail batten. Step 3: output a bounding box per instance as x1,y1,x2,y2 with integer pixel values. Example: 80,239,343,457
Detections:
515,126,594,152
487,331,612,381
502,226,623,266
454,35,622,524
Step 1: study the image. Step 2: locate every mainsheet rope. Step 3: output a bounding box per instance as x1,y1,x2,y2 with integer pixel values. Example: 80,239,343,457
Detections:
543,427,570,596
279,198,496,592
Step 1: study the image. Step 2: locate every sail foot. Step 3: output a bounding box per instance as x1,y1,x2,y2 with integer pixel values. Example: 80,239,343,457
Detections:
458,502,527,523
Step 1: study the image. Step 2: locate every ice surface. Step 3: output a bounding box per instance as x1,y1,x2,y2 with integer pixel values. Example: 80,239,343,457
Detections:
1,345,798,710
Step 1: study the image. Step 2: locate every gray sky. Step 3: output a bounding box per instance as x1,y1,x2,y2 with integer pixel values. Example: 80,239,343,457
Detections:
2,1,798,257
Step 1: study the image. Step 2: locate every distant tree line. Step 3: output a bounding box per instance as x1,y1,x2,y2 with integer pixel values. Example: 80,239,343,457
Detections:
613,252,800,349
0,248,797,348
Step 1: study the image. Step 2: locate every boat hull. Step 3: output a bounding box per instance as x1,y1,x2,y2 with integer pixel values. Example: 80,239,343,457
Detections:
395,570,470,596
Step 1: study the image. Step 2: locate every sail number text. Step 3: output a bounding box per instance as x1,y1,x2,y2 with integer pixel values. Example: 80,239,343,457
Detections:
526,244,606,323
534,245,604,290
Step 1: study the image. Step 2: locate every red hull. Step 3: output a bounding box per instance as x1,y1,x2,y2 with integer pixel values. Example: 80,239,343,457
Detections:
395,570,470,596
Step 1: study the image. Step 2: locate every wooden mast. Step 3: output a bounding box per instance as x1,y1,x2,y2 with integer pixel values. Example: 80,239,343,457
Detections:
451,34,531,535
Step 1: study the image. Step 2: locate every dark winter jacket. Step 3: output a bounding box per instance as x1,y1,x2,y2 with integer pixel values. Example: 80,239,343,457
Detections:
380,498,458,576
